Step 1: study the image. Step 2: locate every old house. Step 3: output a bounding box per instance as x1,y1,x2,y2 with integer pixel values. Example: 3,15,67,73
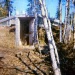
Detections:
0,14,35,48
0,13,64,48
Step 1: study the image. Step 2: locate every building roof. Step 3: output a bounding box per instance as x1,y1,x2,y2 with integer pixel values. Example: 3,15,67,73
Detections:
0,14,34,23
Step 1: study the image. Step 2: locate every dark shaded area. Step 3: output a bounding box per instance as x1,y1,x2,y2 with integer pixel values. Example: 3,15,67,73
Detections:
9,25,15,33
37,25,75,75
20,19,30,45
19,17,34,45
57,42,75,75
52,26,75,75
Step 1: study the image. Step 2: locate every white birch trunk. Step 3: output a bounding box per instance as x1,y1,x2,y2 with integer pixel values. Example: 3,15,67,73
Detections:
68,25,71,41
59,0,62,42
34,0,37,43
68,15,72,41
64,0,70,44
73,1,75,49
73,13,75,49
48,20,60,64
60,24,62,42
33,0,41,51
34,0,39,43
39,0,61,75
43,0,60,64
63,1,68,43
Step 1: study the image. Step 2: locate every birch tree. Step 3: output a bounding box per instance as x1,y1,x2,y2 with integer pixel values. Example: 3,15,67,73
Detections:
56,0,62,42
43,0,60,65
64,0,70,43
73,13,75,49
59,0,62,42
38,0,61,75
72,0,75,49
27,0,41,44
33,0,38,44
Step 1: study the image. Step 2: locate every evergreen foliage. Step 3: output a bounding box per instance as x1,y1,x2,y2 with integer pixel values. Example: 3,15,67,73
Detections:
56,0,61,19
27,0,41,16
5,0,13,16
0,0,13,17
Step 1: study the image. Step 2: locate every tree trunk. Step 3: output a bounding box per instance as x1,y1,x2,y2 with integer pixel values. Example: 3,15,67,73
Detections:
39,0,61,75
73,13,75,49
34,0,38,43
59,0,62,42
34,0,41,51
48,20,60,64
63,0,70,44
43,0,60,65
72,0,75,49
68,15,72,41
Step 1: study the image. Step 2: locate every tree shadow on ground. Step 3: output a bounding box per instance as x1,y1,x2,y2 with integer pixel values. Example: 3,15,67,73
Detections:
27,52,47,75
15,52,47,75
40,46,54,75
15,54,39,75
14,42,75,75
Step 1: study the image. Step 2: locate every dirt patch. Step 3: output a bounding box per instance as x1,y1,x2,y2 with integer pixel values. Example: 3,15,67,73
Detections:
0,47,53,75
0,26,15,49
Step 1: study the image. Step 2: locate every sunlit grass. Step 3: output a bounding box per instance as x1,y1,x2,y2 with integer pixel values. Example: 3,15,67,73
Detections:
0,26,15,49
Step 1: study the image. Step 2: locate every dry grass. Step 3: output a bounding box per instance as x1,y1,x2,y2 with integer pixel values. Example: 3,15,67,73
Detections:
0,26,15,49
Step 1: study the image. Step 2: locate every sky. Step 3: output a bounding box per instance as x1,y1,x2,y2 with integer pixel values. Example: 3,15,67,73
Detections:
12,0,66,21
12,0,28,15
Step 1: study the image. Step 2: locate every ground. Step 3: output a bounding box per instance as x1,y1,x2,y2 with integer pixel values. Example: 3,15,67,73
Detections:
0,44,75,75
0,46,53,75
0,26,75,75
0,26,52,75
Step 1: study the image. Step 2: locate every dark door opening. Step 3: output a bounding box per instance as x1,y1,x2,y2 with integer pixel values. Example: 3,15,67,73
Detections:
20,19,30,46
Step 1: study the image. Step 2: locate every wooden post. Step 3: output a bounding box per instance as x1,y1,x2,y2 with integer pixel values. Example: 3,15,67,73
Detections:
29,19,35,45
15,17,22,47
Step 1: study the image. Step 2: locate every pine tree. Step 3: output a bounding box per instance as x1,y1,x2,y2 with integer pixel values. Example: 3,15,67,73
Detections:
27,0,33,15
0,0,13,17
4,0,13,16
27,0,41,16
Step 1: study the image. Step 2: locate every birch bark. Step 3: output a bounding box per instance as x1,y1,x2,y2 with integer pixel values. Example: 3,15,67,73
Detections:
72,0,75,49
64,0,70,44
73,13,75,49
59,0,62,42
43,0,60,65
39,0,61,75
